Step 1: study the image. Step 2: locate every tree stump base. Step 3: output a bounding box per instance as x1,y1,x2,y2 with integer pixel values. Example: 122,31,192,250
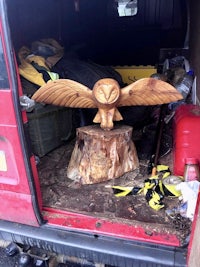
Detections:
67,125,139,184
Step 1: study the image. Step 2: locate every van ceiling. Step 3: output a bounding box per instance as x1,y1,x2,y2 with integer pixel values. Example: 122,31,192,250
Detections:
6,0,187,65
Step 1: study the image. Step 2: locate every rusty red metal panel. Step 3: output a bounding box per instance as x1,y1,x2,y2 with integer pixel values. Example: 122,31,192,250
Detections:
0,190,39,226
43,207,181,247
0,15,40,225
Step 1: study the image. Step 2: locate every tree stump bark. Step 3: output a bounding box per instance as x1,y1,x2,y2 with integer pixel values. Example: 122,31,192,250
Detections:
67,125,139,184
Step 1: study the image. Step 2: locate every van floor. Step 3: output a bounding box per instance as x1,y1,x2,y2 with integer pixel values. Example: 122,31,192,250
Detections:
37,135,192,247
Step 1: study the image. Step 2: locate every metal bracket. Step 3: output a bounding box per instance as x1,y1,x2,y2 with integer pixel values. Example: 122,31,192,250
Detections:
20,95,35,112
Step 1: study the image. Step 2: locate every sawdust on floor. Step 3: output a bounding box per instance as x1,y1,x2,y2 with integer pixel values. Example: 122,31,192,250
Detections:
37,138,191,246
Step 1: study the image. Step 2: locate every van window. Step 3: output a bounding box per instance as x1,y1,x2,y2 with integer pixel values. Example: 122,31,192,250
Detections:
0,36,9,89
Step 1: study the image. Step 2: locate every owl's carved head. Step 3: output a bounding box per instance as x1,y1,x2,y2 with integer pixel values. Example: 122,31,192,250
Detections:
92,78,120,105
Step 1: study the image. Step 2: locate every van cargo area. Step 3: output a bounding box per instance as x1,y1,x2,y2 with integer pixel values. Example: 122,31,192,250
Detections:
2,0,200,266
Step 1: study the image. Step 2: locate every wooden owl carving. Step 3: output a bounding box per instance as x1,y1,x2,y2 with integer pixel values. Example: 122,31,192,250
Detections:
32,78,183,130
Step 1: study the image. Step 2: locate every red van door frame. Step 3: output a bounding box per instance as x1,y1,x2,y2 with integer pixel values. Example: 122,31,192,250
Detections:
0,0,43,226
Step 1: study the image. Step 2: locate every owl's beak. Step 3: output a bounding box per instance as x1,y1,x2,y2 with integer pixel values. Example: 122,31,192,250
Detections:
104,85,115,101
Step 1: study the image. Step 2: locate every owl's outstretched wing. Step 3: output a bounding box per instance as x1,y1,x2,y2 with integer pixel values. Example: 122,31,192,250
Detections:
118,78,183,106
32,79,96,108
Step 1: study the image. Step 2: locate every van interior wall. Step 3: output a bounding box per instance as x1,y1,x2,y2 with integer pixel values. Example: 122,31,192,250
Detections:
7,0,187,66
189,0,200,101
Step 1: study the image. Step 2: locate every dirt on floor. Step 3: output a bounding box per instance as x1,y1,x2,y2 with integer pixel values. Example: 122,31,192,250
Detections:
37,130,192,246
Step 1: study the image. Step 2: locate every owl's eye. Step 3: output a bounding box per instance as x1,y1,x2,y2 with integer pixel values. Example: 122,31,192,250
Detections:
110,88,116,95
98,88,104,94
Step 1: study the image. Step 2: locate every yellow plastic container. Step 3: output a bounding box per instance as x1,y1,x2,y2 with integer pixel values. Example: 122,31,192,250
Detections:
114,65,156,84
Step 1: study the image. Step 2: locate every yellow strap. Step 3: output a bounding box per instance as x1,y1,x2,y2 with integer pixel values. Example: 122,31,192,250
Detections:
18,46,59,86
19,63,46,87
112,186,134,197
157,165,169,172
26,55,50,70
47,71,59,81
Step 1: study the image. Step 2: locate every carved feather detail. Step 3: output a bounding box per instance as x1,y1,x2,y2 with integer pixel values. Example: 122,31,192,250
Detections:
118,78,182,106
32,78,183,130
32,79,96,108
